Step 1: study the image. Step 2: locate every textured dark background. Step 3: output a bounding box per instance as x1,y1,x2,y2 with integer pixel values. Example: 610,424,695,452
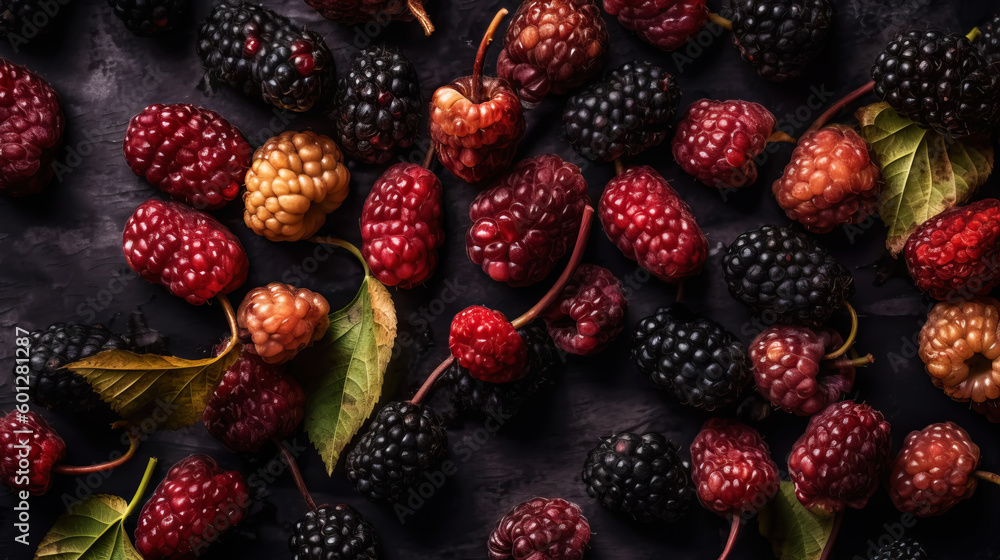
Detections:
1,0,1000,558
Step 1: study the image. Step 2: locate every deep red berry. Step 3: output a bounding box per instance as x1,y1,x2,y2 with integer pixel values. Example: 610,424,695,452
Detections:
0,410,65,495
467,154,591,287
202,349,305,453
604,0,708,51
750,325,855,416
671,99,776,189
122,199,249,305
135,454,250,559
449,306,527,383
0,59,64,197
773,126,882,233
887,422,980,517
689,418,779,516
904,199,1000,300
361,163,445,288
497,0,608,107
599,165,707,282
123,103,251,210
543,264,628,356
788,401,892,514
488,497,591,560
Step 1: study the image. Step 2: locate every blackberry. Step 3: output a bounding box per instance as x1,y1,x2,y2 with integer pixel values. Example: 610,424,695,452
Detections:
731,0,834,81
631,304,751,410
562,61,681,162
871,29,1000,135
108,0,189,36
26,323,129,414
345,400,448,504
722,225,853,326
439,325,563,422
288,504,379,560
872,538,931,560
334,44,421,165
979,14,1000,67
582,432,695,523
197,1,334,112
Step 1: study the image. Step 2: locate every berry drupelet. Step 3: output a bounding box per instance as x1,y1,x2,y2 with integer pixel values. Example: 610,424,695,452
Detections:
0,410,65,495
604,0,709,51
0,58,64,197
887,422,981,517
731,0,835,81
488,497,590,560
288,504,380,560
543,264,627,356
689,418,779,516
449,306,527,384
237,283,331,364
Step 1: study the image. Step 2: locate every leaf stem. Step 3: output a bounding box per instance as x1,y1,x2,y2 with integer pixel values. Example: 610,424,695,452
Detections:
829,354,874,368
53,422,142,475
407,0,434,36
718,515,742,560
471,9,508,104
422,144,436,169
967,28,981,42
275,438,317,511
410,356,455,406
807,81,875,133
818,511,844,560
125,457,158,516
708,11,732,30
511,205,595,329
308,237,371,277
975,470,1000,487
613,158,624,176
823,302,858,360
766,131,797,144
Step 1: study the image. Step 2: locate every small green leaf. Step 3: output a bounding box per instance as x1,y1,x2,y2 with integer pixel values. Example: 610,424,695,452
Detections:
758,481,835,560
856,102,994,254
291,240,397,475
35,458,157,560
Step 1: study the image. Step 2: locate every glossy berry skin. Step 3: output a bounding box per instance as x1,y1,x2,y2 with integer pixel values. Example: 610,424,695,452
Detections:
124,103,252,210
872,538,931,560
135,454,250,559
604,0,708,51
488,497,590,560
903,199,1000,300
497,0,608,107
773,126,882,233
582,432,694,523
430,76,524,184
918,297,1000,409
237,283,331,364
672,99,776,189
543,264,627,356
361,163,444,289
202,349,305,453
979,13,1000,67
467,154,590,287
599,165,707,282
449,306,527,383
887,422,979,517
563,61,681,162
0,59,64,197
0,410,65,495
108,0,189,36
288,503,379,560
122,199,249,305
731,0,835,82
788,401,892,514
750,325,854,416
689,418,779,516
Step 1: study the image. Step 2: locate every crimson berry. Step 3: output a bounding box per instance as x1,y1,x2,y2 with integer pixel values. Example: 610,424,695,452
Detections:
449,306,527,384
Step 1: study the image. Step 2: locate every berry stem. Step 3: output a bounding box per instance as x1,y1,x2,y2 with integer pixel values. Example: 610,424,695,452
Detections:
818,511,844,560
409,356,455,405
407,0,435,36
766,131,797,144
675,281,685,303
422,144,436,169
125,457,159,517
829,354,874,368
717,515,741,560
975,470,1000,487
807,81,875,133
511,205,595,329
968,28,981,42
52,421,142,475
275,437,317,511
471,8,508,104
823,302,858,360
218,293,239,348
308,237,372,277
613,158,624,176
708,12,732,30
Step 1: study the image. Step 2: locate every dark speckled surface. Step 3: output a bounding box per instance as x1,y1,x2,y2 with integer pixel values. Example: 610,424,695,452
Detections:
1,0,999,559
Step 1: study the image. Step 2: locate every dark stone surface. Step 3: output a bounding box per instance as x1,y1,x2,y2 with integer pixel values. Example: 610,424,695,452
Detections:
1,0,999,559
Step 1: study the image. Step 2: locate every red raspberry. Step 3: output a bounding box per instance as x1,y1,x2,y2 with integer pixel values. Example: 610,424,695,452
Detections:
467,154,591,287
0,410,65,495
449,306,527,383
135,454,250,559
887,422,980,517
123,103,252,210
749,325,855,416
361,163,445,288
236,283,330,364
202,349,305,453
497,0,608,107
0,59,64,197
543,264,628,356
603,0,708,51
122,199,249,305
689,418,779,516
788,401,892,514
671,99,776,189
488,497,591,560
772,126,882,233
903,199,1000,300
599,165,707,282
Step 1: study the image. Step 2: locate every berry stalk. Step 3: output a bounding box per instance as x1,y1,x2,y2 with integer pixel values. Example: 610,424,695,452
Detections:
818,511,844,560
807,81,875,133
407,0,435,36
823,302,858,360
975,470,1000,487
275,437,317,511
52,421,141,475
308,237,372,276
718,516,742,560
471,9,509,103
708,12,732,31
422,144,436,169
125,457,159,517
613,158,624,176
766,131,797,144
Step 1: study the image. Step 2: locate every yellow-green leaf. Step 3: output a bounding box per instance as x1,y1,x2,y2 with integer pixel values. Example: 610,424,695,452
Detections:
758,481,836,560
856,102,994,254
